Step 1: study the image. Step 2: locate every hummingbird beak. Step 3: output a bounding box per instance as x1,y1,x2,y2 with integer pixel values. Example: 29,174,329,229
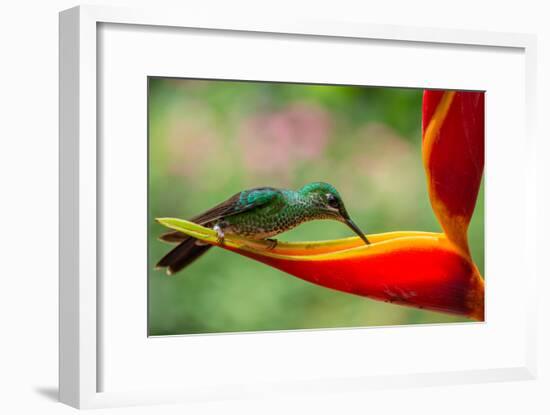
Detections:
344,217,371,245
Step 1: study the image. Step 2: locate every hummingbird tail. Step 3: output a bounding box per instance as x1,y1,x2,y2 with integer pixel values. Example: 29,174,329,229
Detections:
156,237,212,275
158,230,188,244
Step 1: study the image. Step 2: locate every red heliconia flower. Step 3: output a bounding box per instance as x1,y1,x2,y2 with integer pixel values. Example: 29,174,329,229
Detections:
158,90,485,320
422,91,485,257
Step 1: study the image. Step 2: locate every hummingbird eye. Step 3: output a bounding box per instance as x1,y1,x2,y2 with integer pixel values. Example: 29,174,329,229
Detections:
326,193,339,209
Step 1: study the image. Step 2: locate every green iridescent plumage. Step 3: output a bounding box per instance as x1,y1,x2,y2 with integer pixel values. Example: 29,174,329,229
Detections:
156,182,369,275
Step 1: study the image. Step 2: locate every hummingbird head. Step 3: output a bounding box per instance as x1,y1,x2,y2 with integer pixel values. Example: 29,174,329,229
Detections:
299,182,370,245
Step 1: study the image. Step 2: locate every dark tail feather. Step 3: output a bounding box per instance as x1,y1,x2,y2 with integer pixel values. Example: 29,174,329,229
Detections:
158,230,188,244
156,237,212,275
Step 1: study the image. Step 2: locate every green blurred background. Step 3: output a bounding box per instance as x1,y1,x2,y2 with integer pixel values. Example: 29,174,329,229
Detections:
148,78,484,336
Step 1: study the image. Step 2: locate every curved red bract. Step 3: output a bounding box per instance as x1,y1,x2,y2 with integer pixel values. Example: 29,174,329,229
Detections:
232,236,483,319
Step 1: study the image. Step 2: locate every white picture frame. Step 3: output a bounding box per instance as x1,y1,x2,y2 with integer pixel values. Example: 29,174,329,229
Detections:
59,4,538,409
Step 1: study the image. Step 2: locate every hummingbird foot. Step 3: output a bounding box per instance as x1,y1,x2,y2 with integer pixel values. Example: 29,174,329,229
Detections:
265,238,278,250
213,224,225,245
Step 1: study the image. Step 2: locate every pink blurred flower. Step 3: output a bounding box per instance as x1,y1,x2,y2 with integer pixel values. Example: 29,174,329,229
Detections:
239,103,331,176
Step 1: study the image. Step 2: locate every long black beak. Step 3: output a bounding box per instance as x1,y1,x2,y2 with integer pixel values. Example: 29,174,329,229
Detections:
344,218,370,245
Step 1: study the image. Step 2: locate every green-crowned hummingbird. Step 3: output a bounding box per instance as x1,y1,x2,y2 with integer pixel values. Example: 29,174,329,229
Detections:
156,182,370,275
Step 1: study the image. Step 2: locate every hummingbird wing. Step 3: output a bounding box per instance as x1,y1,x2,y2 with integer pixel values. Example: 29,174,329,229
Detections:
159,188,284,243
188,187,284,226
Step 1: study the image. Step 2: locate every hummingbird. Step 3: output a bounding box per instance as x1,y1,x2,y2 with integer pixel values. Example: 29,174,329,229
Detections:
156,182,370,275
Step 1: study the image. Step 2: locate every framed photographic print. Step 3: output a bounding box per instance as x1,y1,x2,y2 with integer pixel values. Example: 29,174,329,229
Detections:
148,78,484,336
59,5,538,409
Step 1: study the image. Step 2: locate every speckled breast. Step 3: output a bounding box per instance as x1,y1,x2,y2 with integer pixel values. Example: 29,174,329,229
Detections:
222,204,322,240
